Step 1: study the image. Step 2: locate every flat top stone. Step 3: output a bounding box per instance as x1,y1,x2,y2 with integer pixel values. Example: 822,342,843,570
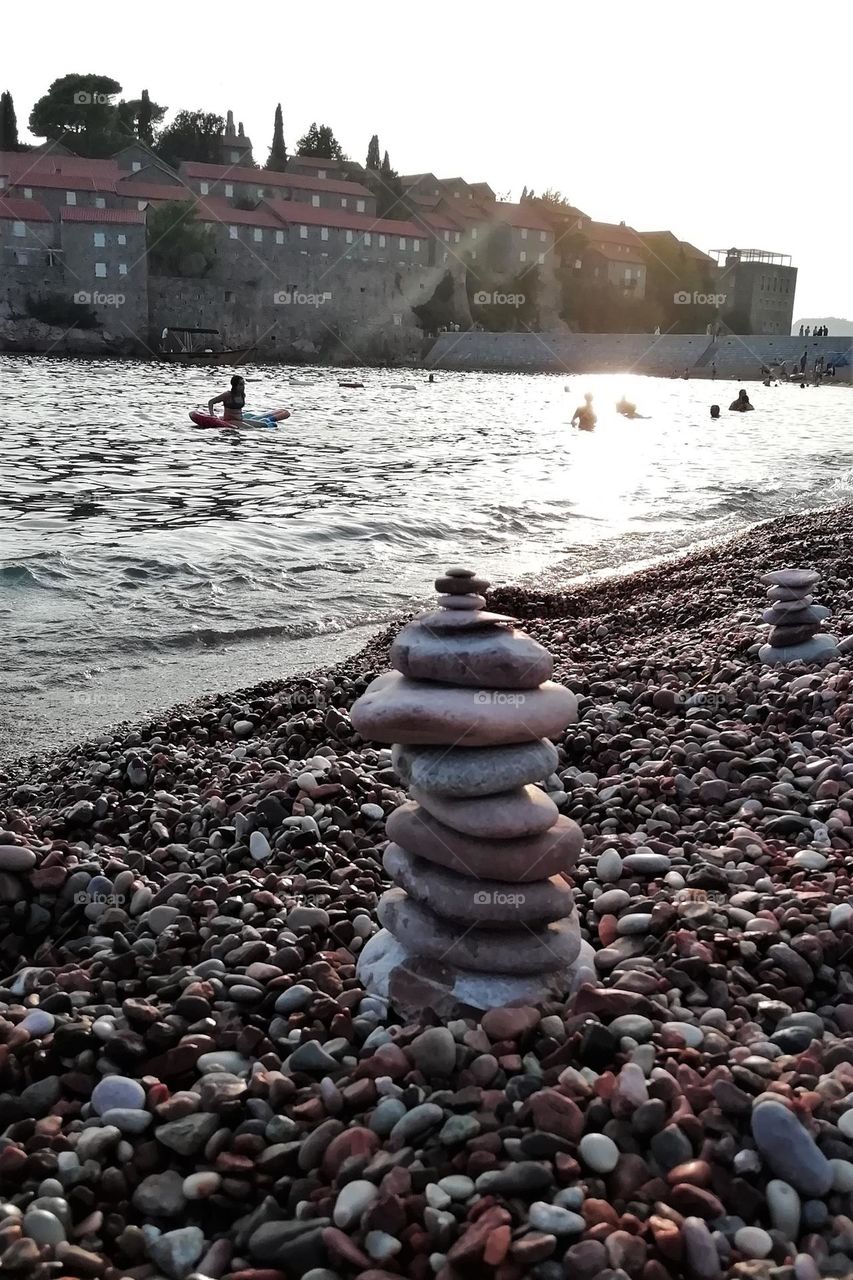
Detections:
760,569,819,588
351,671,577,747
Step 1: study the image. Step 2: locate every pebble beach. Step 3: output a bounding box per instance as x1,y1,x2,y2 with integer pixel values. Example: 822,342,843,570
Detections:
4,505,853,1280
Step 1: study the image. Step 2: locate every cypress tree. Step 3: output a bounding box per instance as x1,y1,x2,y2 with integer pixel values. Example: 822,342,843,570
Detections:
0,91,20,150
267,103,287,170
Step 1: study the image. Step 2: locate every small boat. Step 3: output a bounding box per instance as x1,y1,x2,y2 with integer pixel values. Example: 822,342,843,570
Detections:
159,327,250,365
189,408,291,430
339,381,364,389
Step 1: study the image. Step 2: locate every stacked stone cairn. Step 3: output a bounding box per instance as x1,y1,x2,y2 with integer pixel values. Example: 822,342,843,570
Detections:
351,567,594,1016
759,567,837,666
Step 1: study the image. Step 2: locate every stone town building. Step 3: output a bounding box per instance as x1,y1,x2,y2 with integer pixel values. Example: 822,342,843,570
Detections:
178,162,376,215
582,220,648,299
711,248,797,335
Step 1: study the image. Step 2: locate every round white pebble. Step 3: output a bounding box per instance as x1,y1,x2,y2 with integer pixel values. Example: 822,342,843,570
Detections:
578,1132,620,1173
734,1226,773,1259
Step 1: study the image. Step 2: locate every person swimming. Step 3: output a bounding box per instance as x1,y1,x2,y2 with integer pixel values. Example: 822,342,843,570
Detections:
571,392,597,431
616,396,638,418
729,388,754,412
208,375,247,423
710,404,720,419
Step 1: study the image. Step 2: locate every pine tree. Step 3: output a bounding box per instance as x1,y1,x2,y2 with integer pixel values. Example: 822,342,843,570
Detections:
366,133,380,171
267,103,287,170
0,91,20,150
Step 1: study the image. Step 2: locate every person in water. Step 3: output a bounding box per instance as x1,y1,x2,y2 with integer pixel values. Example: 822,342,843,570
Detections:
208,375,247,423
710,404,720,419
729,388,754,412
616,396,638,418
571,392,597,431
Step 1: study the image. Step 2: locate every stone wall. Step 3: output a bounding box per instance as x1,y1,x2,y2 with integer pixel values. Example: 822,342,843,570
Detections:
425,331,853,380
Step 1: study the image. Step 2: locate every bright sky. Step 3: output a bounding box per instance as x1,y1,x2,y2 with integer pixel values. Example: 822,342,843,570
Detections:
7,0,850,322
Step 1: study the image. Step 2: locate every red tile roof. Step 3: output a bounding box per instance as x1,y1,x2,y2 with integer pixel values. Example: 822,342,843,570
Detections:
195,197,284,230
7,171,117,193
267,200,424,237
115,180,194,203
588,244,647,265
495,202,553,232
60,207,146,225
180,161,370,197
420,210,464,233
0,195,52,222
0,150,120,179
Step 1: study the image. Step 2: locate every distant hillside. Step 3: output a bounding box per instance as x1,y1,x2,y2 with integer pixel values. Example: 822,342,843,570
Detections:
793,317,853,336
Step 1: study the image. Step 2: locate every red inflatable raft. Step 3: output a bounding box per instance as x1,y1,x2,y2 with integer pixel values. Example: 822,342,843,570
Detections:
189,408,291,430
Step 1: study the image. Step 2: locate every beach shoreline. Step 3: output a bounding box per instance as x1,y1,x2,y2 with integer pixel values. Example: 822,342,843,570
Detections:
2,505,853,1276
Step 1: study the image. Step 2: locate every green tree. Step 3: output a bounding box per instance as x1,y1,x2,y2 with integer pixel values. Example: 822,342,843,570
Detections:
156,110,225,167
267,103,287,170
146,201,215,277
366,133,380,171
0,91,21,150
28,74,123,156
296,122,344,159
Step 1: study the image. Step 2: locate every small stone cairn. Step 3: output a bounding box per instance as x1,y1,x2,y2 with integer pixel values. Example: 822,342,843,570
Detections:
351,567,594,1016
759,568,837,666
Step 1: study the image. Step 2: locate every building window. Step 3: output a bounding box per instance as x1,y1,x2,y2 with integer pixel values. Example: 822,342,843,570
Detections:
521,228,527,240
364,232,372,246
356,200,365,212
200,182,209,195
12,221,26,237
95,262,107,277
318,169,326,179
138,200,146,211
346,230,354,244
229,226,238,239
443,230,449,242
132,161,141,172
66,191,77,206
254,228,263,242
471,227,478,240
119,263,127,275
299,225,308,238
520,250,527,262
118,234,126,245
470,250,477,260
540,231,547,242
257,188,265,200
23,187,32,199
230,150,240,162
399,237,406,249
379,234,386,247
454,232,460,243
341,198,347,208
414,239,420,251
93,232,106,248
275,230,284,244
312,194,320,207
321,227,329,241
94,196,106,208
454,190,461,198
538,253,545,265
16,251,29,265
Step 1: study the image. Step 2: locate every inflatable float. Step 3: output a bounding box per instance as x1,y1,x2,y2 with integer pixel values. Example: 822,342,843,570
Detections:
338,381,364,389
189,408,291,430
